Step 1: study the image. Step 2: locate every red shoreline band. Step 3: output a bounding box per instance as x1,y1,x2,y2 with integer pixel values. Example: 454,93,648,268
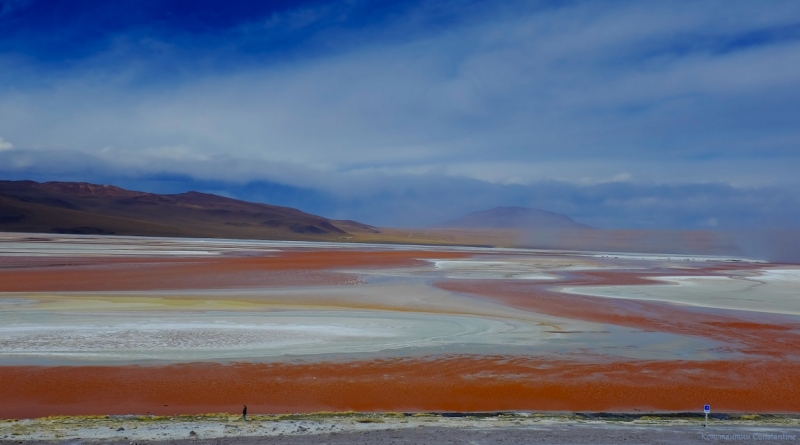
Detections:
2,357,799,419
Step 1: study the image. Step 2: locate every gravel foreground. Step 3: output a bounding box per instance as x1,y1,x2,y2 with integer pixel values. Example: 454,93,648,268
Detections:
2,413,799,445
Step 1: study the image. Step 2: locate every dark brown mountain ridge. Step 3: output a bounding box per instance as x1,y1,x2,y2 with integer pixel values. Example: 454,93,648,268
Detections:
0,181,748,259
0,180,377,240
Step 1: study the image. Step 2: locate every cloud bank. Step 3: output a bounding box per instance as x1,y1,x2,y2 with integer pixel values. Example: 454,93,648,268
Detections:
1,0,799,228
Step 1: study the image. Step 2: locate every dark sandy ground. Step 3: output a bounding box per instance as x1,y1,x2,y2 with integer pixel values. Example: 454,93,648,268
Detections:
7,424,800,445
2,414,799,445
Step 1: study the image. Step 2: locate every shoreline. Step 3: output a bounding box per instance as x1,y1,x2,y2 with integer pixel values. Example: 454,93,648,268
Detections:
3,412,799,444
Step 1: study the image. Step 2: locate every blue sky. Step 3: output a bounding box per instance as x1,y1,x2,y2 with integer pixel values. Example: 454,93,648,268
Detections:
1,0,799,228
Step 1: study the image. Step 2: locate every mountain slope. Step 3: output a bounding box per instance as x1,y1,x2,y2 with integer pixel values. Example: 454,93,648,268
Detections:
0,180,378,240
439,206,591,230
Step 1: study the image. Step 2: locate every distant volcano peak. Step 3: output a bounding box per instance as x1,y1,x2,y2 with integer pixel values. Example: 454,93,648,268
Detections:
439,206,591,230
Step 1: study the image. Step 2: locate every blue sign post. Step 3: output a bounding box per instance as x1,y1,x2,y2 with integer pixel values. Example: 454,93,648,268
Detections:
704,405,710,427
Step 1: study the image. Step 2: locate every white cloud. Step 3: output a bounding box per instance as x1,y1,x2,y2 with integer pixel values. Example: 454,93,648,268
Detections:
0,0,799,226
0,137,12,150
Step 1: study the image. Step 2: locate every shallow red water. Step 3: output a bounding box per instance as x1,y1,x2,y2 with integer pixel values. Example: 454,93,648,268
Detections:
436,270,800,359
0,250,468,291
2,357,799,418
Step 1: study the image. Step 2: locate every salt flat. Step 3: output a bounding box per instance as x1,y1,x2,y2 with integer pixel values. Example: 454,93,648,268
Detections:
562,267,800,316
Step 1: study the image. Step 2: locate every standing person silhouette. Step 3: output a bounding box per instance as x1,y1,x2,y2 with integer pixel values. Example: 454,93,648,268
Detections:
242,404,247,422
